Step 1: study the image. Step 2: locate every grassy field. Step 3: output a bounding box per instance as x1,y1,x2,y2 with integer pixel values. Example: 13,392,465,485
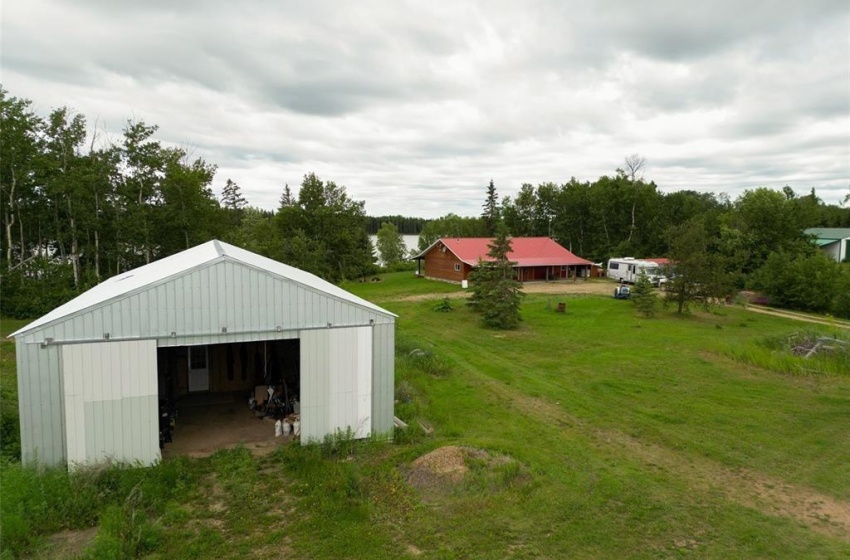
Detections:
2,275,849,559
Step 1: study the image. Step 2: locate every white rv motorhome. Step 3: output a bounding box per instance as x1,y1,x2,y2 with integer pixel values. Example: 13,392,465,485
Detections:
607,257,667,286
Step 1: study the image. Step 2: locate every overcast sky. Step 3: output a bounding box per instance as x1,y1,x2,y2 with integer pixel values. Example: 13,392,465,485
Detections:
3,1,849,217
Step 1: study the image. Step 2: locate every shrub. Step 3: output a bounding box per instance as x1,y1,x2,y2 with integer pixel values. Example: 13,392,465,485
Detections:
631,274,658,318
831,268,850,319
433,297,453,312
753,251,840,313
0,259,78,319
0,397,21,462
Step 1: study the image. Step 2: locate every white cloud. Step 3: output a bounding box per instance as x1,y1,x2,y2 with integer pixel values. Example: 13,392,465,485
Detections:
3,0,848,216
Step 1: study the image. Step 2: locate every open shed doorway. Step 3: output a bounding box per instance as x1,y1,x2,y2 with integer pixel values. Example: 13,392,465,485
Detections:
156,338,301,457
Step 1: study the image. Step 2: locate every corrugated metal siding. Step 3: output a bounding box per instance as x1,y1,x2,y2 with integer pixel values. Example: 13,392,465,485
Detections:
332,327,371,439
17,261,391,346
157,329,299,348
371,323,395,438
300,330,329,442
300,327,373,442
15,255,396,464
16,343,64,465
62,340,159,467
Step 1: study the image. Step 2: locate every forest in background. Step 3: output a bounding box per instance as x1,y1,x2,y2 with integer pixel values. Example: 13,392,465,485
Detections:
2,87,849,320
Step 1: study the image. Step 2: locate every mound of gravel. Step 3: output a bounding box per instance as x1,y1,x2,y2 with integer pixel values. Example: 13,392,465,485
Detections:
407,445,468,489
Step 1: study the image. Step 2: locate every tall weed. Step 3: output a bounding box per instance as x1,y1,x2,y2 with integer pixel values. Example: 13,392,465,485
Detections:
725,330,850,375
81,486,163,560
0,458,195,558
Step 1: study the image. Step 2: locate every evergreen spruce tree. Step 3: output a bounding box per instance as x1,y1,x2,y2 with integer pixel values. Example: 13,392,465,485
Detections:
279,183,295,207
221,178,247,210
631,273,658,317
481,179,500,236
469,224,523,329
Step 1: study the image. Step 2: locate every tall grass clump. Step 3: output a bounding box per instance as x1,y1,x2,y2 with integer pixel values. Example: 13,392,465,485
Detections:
0,458,195,558
270,440,409,557
399,345,452,378
320,427,360,458
724,330,850,376
275,441,367,517
81,486,164,560
393,332,457,443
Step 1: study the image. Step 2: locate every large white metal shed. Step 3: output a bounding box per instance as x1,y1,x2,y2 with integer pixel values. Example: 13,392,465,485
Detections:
11,240,396,467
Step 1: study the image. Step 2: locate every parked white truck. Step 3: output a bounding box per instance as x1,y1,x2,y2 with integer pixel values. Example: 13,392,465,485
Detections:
606,257,667,286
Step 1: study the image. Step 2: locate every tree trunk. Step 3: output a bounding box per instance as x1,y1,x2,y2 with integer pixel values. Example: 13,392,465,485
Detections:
4,172,15,268
89,128,102,282
67,194,80,289
182,196,189,249
138,179,151,264
93,191,101,282
578,221,584,256
602,215,610,250
4,209,13,268
18,209,24,267
54,202,66,260
115,201,122,274
94,228,101,282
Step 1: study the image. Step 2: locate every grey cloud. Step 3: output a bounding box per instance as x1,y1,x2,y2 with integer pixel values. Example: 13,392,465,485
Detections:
4,0,848,214
597,0,849,61
630,69,736,113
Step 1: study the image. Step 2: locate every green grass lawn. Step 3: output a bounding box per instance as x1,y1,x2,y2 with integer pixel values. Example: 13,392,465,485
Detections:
341,271,461,302
2,280,849,559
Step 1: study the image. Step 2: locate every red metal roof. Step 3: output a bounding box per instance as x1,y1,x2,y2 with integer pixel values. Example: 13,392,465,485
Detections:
431,237,592,267
644,257,671,265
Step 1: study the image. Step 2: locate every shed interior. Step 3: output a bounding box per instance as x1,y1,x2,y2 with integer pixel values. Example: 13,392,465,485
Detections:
156,339,301,456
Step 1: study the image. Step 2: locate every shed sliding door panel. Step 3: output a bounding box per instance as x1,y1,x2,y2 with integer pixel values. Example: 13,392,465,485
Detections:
62,340,159,467
300,327,372,442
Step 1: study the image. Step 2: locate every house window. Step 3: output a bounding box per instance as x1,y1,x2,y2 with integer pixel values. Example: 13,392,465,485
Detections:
454,263,461,272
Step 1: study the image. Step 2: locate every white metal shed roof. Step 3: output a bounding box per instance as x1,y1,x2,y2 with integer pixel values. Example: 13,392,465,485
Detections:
11,240,395,337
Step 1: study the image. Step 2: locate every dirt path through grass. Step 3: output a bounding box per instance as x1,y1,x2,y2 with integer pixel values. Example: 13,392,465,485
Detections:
593,427,850,542
390,280,615,302
744,305,850,330
477,372,850,542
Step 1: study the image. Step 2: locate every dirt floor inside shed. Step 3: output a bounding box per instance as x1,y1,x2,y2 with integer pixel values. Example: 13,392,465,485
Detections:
162,392,294,458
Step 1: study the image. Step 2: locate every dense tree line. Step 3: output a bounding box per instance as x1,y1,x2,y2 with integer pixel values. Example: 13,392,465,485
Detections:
2,87,848,320
499,174,849,265
493,174,850,316
1,88,224,317
365,215,426,235
0,89,377,317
